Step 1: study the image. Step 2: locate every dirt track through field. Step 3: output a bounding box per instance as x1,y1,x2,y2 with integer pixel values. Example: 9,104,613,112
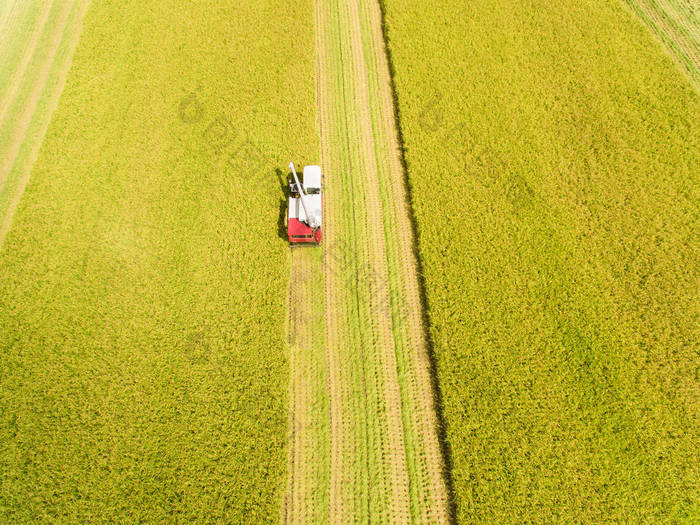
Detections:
284,0,449,521
0,0,91,248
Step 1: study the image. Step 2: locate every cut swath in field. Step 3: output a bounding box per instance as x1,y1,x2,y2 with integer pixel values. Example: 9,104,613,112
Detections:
283,247,329,523
0,0,91,247
284,0,449,521
622,0,699,89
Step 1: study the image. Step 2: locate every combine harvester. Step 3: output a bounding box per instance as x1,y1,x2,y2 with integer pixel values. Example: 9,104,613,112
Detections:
287,162,322,245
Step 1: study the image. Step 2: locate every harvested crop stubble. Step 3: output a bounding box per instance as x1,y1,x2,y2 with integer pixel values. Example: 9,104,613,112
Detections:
308,0,450,521
381,0,699,521
0,0,89,246
622,0,699,89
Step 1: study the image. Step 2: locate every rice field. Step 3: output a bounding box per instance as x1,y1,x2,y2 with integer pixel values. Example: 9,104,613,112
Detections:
0,0,316,521
381,0,699,521
1,0,698,522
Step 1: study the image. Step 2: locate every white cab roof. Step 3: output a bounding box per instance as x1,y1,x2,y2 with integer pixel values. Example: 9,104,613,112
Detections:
303,165,322,190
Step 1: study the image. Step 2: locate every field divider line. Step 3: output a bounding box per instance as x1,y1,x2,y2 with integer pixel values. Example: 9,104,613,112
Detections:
0,0,91,249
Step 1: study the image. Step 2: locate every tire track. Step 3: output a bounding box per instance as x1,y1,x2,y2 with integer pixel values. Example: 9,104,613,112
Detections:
0,0,69,191
315,0,348,519
0,0,23,58
345,0,412,521
624,0,699,89
324,0,397,519
330,0,374,517
284,248,310,523
284,248,329,524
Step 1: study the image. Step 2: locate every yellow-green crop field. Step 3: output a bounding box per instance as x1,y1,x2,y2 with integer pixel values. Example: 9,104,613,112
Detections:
1,0,699,521
0,0,316,521
382,0,699,521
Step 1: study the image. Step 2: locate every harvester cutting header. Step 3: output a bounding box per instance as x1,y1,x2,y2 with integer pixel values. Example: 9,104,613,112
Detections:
287,162,323,245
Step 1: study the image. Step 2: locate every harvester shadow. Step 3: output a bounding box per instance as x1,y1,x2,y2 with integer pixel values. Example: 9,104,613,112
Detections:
377,2,458,521
276,168,288,241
